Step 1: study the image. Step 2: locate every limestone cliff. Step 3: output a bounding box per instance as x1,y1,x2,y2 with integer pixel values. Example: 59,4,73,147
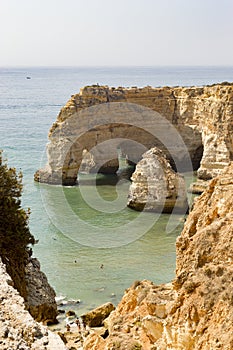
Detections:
25,257,58,324
35,83,233,186
0,258,67,350
127,147,188,213
82,162,233,350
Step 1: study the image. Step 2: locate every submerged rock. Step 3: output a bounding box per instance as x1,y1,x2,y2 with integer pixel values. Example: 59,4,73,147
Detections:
127,148,188,213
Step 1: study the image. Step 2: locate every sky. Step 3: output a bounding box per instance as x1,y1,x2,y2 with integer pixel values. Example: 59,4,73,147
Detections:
0,0,233,67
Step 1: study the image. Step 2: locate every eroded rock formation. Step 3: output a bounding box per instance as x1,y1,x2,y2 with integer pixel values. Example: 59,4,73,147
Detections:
0,258,66,350
25,258,58,324
81,162,233,349
35,83,233,186
127,148,188,213
79,149,96,174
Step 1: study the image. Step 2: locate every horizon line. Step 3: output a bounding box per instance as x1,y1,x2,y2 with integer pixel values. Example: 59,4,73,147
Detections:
0,64,233,69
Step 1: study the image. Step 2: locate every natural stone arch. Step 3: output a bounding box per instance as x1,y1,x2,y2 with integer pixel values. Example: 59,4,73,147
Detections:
35,102,201,185
62,122,200,180
35,84,233,187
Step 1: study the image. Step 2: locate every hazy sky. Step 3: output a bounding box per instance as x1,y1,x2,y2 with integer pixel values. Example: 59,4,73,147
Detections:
1,0,233,66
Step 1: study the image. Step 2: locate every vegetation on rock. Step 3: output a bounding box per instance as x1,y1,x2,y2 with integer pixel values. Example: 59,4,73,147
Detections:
0,151,35,298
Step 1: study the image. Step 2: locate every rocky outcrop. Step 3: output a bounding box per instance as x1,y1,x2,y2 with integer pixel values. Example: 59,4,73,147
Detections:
25,258,58,324
127,148,188,213
35,83,233,186
0,258,67,350
93,281,175,350
56,303,116,349
189,178,210,194
82,162,233,349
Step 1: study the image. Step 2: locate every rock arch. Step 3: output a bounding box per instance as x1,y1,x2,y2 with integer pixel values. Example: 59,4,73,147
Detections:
35,84,233,187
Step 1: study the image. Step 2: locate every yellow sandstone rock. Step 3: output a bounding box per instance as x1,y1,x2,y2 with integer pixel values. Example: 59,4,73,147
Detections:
83,163,233,349
35,83,233,188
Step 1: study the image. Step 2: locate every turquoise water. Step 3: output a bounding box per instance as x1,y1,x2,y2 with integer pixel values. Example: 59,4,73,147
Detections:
34,174,186,314
0,66,232,316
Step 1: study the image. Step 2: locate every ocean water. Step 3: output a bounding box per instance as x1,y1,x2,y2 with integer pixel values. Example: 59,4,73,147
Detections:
0,66,233,318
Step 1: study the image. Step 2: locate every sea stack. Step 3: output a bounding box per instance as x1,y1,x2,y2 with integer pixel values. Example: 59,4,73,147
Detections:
127,147,188,213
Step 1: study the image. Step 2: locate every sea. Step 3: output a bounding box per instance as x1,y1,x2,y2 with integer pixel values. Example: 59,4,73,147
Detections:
0,66,233,321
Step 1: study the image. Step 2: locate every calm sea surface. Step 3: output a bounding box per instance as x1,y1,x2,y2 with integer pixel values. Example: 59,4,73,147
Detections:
0,66,233,317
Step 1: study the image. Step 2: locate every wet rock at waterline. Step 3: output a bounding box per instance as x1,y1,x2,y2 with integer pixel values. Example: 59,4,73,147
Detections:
127,148,188,213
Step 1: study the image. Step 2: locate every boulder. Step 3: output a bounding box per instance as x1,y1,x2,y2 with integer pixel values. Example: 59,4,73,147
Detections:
127,148,188,213
81,302,115,327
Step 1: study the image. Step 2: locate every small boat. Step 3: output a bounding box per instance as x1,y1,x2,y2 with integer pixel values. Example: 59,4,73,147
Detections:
26,76,31,79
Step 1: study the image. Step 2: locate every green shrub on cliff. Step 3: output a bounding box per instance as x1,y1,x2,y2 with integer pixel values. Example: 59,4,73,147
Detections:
0,151,35,297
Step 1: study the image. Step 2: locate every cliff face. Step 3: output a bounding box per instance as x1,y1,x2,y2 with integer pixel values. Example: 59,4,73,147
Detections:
0,256,58,326
25,258,58,324
166,162,233,349
174,85,233,181
0,258,66,350
82,162,233,350
35,83,233,186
